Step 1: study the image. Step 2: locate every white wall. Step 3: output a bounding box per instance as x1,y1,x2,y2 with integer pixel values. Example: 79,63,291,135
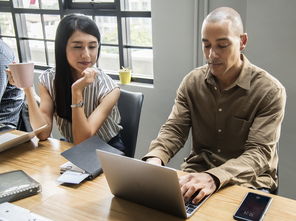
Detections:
121,0,197,168
244,0,296,200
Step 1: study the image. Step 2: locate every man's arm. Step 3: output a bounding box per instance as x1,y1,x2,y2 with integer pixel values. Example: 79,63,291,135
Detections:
0,55,11,101
0,42,14,101
0,68,7,101
143,75,192,164
145,157,163,165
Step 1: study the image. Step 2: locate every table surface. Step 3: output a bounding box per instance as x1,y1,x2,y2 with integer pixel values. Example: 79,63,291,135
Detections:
0,135,296,221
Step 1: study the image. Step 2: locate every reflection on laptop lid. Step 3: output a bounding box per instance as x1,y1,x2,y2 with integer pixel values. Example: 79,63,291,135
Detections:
0,124,47,152
96,150,210,218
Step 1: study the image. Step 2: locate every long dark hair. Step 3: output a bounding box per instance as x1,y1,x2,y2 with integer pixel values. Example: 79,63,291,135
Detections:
54,14,101,121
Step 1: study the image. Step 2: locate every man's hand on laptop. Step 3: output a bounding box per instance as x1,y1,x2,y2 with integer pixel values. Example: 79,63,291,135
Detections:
146,157,162,166
179,173,216,204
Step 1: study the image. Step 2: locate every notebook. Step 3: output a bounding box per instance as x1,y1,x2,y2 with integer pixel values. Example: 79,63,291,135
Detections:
61,135,123,181
0,170,41,203
96,150,210,218
0,124,47,153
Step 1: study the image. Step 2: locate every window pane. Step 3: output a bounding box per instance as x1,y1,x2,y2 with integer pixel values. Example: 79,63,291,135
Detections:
47,41,55,66
99,46,119,72
0,13,15,36
13,0,39,9
130,48,153,78
2,37,19,62
19,14,43,39
95,16,118,44
41,0,59,9
26,40,46,65
124,17,152,47
43,15,60,40
122,0,151,11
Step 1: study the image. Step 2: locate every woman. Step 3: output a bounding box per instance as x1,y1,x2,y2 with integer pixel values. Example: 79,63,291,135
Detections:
10,14,125,152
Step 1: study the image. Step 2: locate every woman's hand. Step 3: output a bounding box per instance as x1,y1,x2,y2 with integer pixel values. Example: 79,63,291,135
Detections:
5,69,17,87
71,67,98,93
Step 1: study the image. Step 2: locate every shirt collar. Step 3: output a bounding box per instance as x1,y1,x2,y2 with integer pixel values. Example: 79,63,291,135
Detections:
235,54,251,90
205,54,252,90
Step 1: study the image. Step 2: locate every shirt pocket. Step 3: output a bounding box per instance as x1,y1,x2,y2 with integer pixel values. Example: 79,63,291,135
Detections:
228,116,252,149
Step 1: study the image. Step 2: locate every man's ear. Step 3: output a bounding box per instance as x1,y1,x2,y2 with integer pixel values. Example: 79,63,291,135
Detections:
240,33,248,51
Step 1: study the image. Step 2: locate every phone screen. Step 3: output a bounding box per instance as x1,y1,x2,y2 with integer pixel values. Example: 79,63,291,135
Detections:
233,192,272,221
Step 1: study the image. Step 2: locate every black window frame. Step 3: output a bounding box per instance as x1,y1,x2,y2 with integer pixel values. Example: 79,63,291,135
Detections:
0,0,153,84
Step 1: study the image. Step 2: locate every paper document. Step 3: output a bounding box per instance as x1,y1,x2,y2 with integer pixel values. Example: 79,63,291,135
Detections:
0,202,52,221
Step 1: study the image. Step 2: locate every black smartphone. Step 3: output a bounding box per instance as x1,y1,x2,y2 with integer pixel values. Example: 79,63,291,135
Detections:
233,192,272,221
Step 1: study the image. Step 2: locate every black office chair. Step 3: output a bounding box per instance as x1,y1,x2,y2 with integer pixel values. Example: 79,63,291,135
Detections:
271,143,280,195
17,103,32,132
117,89,144,158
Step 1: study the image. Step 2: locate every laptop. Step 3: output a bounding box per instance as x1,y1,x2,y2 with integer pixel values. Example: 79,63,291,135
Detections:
0,123,14,133
0,124,47,152
96,150,210,218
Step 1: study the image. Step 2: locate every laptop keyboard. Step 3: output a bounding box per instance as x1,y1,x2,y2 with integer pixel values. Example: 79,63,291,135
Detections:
185,200,201,216
185,193,209,216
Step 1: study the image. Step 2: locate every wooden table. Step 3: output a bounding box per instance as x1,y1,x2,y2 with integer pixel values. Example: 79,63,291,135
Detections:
0,136,296,221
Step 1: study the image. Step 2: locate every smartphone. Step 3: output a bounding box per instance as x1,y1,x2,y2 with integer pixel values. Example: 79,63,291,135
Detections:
233,192,272,221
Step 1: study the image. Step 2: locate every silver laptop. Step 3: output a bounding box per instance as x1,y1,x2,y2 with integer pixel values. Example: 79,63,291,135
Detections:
96,150,210,218
0,124,47,152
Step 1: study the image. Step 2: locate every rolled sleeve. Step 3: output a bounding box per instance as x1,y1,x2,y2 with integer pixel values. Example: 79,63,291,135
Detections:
143,75,192,164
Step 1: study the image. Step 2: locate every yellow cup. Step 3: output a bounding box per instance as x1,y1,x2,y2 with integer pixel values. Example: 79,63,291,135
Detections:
119,70,131,84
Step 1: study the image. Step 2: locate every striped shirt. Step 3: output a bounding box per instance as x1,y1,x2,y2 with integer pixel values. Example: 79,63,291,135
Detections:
39,68,122,143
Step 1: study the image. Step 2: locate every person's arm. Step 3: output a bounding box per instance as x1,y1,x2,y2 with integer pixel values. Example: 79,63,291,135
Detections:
143,75,192,164
71,87,120,144
145,157,163,165
206,86,286,190
70,68,120,144
0,69,7,101
0,41,14,101
24,85,54,140
179,172,217,204
6,67,53,140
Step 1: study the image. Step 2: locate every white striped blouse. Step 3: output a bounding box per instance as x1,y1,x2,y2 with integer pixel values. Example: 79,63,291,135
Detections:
39,67,122,143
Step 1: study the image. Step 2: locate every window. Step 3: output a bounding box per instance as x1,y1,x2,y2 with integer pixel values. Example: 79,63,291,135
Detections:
0,0,153,83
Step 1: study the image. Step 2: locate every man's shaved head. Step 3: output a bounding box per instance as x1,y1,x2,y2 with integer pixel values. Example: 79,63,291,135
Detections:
203,7,244,36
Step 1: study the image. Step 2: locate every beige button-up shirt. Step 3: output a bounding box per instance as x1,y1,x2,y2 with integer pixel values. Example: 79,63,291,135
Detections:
144,55,286,191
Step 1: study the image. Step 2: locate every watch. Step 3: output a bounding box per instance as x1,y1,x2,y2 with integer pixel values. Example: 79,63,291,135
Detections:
70,101,84,108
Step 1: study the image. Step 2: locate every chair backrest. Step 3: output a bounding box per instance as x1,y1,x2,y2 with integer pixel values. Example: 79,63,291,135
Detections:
117,89,144,158
17,103,32,132
271,142,280,195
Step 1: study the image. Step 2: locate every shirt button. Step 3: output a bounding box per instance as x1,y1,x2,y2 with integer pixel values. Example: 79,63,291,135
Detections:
217,149,221,153
218,129,222,133
218,108,222,112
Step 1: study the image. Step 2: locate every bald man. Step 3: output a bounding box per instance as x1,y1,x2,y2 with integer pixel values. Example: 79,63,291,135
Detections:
143,7,286,203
